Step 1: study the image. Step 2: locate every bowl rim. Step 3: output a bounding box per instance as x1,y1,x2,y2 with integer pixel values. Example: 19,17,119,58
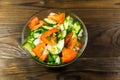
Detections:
21,9,88,68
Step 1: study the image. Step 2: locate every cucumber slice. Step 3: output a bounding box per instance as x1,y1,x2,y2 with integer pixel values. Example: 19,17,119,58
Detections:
26,35,35,48
58,30,67,39
78,29,83,37
63,16,73,30
33,27,47,33
42,25,53,30
47,39,64,54
34,33,40,38
33,34,43,46
61,30,67,38
63,20,69,30
22,42,35,56
44,18,57,25
73,21,81,34
30,31,34,36
47,54,61,64
60,24,64,31
27,36,34,43
55,56,61,64
33,38,40,46
57,39,64,51
47,54,54,62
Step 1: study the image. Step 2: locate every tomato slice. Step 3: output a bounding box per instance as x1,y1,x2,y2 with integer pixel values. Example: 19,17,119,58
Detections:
67,37,77,49
65,33,73,45
50,36,57,44
57,13,65,23
48,13,58,21
29,17,39,29
62,48,77,63
29,17,44,30
40,53,48,61
32,43,45,58
48,13,65,23
41,28,59,44
31,20,44,30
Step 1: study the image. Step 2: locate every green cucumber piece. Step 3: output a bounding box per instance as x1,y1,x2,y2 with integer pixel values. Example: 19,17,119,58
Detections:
22,42,35,56
34,27,47,33
63,16,73,30
47,39,64,54
47,54,61,64
77,29,83,41
27,36,34,43
44,18,57,25
34,33,40,38
33,38,40,46
57,39,64,51
42,25,53,30
60,24,64,31
26,35,35,48
58,30,67,39
78,29,83,37
73,21,81,34
47,54,54,62
55,56,61,64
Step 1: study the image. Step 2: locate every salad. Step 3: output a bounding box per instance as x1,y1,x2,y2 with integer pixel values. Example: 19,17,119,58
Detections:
22,12,84,65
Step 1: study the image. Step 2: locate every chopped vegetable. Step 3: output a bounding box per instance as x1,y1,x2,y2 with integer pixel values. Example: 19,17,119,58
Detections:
44,18,57,25
50,36,57,44
40,49,49,61
63,16,73,30
22,42,35,56
47,39,64,54
77,42,83,49
33,20,44,30
62,48,77,63
65,33,73,44
29,17,44,30
48,13,65,23
32,43,46,58
67,37,77,49
73,21,81,34
29,17,39,29
57,13,65,23
40,28,59,44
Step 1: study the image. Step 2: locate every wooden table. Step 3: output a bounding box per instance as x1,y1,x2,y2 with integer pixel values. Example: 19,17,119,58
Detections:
0,0,120,80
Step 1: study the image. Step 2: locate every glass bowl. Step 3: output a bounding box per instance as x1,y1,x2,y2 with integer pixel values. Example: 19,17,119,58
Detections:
21,9,88,68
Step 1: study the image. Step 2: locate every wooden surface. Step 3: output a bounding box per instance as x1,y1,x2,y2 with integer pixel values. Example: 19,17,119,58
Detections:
0,0,120,80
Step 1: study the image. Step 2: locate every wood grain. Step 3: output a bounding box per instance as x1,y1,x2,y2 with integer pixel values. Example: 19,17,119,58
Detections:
0,0,120,80
0,58,120,80
1,0,120,9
